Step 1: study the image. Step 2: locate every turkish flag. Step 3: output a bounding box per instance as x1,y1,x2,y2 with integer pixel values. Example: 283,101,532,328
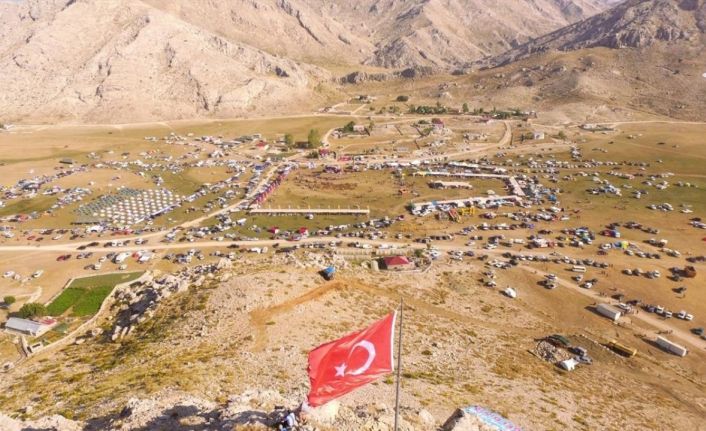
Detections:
307,312,396,407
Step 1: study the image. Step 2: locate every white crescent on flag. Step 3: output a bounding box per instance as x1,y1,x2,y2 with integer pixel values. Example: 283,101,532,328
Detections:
347,340,376,375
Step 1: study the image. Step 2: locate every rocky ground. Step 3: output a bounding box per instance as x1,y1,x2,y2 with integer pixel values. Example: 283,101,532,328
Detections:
1,250,704,430
0,388,508,431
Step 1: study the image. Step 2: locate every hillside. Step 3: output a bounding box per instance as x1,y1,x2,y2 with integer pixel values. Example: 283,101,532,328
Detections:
0,0,327,124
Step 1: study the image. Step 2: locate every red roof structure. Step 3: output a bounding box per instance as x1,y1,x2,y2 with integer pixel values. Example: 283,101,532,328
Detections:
382,255,414,270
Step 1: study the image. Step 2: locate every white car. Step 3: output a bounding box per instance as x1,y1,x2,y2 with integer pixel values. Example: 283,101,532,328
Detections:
32,270,44,278
676,311,694,321
3,271,15,278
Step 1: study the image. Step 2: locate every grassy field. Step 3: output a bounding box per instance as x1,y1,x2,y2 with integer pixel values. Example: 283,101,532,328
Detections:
47,272,143,317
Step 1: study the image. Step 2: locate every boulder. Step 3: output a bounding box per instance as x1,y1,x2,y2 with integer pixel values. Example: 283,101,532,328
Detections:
301,400,340,425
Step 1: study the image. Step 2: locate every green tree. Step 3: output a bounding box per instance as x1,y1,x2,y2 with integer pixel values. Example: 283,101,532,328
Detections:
342,121,356,133
18,303,47,319
462,102,469,113
3,295,16,305
284,133,294,148
307,129,321,148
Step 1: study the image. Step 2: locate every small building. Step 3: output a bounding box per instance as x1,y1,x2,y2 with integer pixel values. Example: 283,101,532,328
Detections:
59,158,75,165
532,131,545,140
4,317,56,337
352,124,366,133
382,255,415,271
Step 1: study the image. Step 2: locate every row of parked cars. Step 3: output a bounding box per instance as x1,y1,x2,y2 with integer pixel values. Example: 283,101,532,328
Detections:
644,304,694,321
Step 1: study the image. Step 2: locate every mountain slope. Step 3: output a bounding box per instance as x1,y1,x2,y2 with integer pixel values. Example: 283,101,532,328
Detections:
362,0,615,68
456,0,706,121
484,0,706,66
0,0,324,123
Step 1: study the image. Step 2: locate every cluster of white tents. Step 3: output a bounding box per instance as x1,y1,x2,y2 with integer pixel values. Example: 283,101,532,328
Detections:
93,189,182,226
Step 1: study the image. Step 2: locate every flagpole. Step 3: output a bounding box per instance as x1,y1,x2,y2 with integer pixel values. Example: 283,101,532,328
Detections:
393,298,403,431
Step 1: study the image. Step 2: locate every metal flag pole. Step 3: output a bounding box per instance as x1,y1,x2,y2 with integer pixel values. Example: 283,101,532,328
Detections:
393,298,404,431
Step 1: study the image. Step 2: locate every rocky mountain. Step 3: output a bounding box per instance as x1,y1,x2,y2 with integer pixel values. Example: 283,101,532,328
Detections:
0,0,616,123
484,0,706,66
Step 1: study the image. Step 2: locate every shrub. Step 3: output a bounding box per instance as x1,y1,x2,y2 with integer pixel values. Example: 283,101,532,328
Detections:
3,295,16,305
18,303,47,319
307,129,321,148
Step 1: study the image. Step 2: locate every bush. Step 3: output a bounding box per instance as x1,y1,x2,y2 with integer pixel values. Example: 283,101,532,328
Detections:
284,133,294,148
3,295,15,305
396,95,409,102
18,303,47,319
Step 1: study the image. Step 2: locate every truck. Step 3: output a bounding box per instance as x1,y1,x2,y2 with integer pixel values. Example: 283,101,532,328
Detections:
595,303,622,321
607,340,637,357
655,336,688,357
320,266,336,281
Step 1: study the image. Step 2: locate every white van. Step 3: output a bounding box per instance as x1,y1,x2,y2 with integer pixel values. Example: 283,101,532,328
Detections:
571,265,587,273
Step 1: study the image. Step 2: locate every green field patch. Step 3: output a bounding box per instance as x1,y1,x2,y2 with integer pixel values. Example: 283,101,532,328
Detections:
47,272,143,317
71,285,115,317
46,288,85,316
0,195,56,217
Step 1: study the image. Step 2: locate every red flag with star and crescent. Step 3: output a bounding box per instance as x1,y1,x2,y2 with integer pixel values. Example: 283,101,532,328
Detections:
307,312,396,407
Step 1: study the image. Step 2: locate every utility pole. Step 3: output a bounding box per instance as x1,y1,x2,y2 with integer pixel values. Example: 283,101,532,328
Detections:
393,299,404,431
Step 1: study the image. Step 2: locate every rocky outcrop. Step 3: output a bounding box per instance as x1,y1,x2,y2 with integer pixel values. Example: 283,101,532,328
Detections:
339,66,439,84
